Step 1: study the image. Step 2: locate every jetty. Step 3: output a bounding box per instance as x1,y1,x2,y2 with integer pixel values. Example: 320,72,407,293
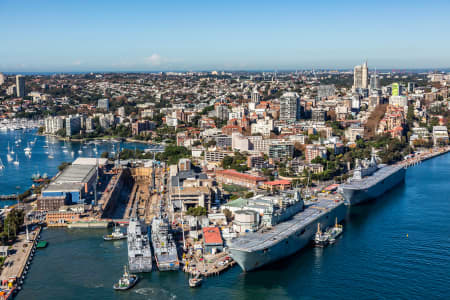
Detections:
183,252,236,278
0,226,42,299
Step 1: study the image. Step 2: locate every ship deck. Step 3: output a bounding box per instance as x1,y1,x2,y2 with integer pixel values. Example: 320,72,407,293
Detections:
229,199,343,252
340,165,403,190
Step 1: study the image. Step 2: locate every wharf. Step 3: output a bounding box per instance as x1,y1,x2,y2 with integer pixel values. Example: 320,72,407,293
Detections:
0,195,17,201
0,226,42,298
183,252,236,277
401,146,450,168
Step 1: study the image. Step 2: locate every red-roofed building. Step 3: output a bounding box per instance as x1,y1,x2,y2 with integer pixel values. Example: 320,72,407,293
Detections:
262,179,292,191
215,169,266,189
202,227,223,254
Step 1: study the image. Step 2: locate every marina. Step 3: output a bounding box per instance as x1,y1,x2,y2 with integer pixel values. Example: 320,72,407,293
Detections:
0,130,150,199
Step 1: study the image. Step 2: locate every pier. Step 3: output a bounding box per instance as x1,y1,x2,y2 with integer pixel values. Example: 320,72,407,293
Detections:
0,195,17,201
0,226,42,299
183,252,236,277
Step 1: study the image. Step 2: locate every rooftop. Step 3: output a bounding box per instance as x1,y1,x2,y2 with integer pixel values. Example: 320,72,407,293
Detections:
203,227,223,245
264,179,291,186
54,164,96,184
42,182,85,193
72,157,108,166
216,169,266,181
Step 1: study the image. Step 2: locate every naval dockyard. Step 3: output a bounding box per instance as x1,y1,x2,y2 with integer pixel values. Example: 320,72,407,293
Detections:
1,146,449,298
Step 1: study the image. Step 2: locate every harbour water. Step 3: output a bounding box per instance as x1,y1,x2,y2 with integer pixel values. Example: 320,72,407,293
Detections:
15,153,450,299
0,130,149,205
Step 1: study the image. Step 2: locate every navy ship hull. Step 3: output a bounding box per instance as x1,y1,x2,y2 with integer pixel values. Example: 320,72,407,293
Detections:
229,201,347,272
340,167,406,206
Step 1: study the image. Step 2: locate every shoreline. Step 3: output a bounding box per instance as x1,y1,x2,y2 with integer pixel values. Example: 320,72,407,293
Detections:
38,133,158,145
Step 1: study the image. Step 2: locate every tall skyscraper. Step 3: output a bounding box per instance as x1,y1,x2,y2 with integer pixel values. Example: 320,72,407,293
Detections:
0,73,5,85
370,73,380,90
392,83,401,96
16,75,25,97
279,92,301,122
353,61,368,90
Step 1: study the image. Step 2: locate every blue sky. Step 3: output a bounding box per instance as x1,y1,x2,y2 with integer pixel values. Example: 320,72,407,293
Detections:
1,0,449,71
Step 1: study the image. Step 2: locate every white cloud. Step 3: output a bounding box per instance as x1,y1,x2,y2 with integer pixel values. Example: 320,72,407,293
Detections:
145,54,163,66
72,60,82,66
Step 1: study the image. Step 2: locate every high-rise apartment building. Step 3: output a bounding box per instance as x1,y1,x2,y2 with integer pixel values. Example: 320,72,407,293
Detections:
16,75,25,97
353,61,368,90
279,92,301,122
370,73,380,90
0,73,5,85
317,84,335,99
97,98,109,111
66,115,81,136
44,116,65,134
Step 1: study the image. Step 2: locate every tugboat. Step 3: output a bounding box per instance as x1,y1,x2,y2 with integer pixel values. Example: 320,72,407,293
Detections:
189,273,203,288
103,224,127,241
326,218,343,244
314,223,329,247
113,265,139,291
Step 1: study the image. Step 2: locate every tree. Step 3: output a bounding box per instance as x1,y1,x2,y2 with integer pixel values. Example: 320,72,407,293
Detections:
3,209,25,241
101,151,110,158
222,208,233,222
56,128,66,137
58,162,71,171
244,192,254,199
186,206,207,216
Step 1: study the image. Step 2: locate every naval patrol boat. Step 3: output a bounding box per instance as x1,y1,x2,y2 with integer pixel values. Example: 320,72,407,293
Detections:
228,191,346,272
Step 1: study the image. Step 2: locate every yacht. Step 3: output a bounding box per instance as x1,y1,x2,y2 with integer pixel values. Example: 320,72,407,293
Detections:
13,155,19,165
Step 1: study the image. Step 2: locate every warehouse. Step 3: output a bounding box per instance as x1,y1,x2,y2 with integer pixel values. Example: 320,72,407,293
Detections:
41,163,97,204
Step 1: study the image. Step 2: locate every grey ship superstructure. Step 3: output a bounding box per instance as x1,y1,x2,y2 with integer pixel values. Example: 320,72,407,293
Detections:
228,191,346,272
338,154,405,205
151,205,179,271
127,217,153,273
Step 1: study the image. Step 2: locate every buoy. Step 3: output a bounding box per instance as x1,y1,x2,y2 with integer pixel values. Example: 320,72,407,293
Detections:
406,233,408,238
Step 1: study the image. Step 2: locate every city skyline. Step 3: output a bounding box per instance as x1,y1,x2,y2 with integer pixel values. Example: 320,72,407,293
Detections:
1,0,450,72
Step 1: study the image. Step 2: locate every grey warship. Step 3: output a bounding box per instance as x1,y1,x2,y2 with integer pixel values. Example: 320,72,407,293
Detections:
127,216,153,273
338,154,406,205
228,191,346,272
151,206,180,271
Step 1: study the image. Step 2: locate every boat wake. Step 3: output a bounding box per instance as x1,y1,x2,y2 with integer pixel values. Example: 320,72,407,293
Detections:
135,288,177,299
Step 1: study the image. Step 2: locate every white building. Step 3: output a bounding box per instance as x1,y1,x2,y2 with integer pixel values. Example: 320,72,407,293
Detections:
16,75,25,98
279,92,300,122
353,61,368,90
432,126,449,145
389,96,408,108
45,116,65,134
251,118,273,137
